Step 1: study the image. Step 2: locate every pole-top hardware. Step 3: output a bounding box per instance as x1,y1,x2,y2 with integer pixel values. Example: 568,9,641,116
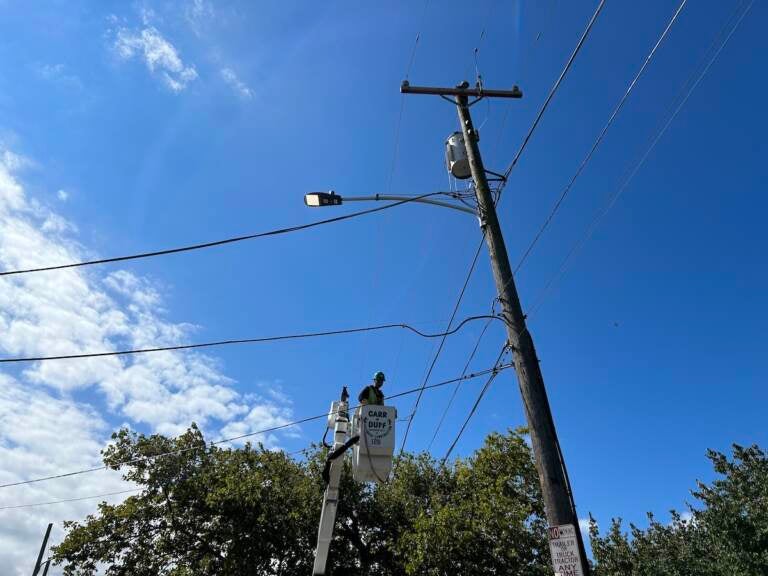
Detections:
400,80,522,99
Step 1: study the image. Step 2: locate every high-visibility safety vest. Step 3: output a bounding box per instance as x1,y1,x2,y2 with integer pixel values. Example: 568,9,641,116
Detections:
359,385,384,406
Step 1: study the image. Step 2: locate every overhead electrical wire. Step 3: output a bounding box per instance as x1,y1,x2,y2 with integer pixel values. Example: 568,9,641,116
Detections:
441,344,510,464
360,0,434,376
491,0,561,163
404,0,431,82
0,314,504,364
398,8,510,456
0,193,449,277
418,0,603,456
497,0,607,196
526,0,755,320
398,234,487,455
513,0,689,274
398,3,526,458
0,488,141,511
389,0,431,193
0,448,313,511
488,0,691,307
0,363,513,491
426,306,496,452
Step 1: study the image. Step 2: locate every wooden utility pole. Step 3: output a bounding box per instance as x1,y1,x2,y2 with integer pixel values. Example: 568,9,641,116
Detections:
402,80,590,575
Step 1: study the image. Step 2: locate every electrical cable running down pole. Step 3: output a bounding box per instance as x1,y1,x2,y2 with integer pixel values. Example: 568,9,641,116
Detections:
401,79,591,576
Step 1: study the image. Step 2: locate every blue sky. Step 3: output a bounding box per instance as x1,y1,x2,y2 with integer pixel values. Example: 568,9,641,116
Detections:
0,0,765,572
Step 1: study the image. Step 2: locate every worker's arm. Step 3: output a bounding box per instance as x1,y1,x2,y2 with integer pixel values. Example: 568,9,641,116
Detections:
358,386,369,403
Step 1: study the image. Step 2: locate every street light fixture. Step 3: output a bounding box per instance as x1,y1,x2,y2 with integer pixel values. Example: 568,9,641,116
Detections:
304,192,343,207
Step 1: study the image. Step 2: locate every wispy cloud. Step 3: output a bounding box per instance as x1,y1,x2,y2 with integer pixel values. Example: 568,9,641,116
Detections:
113,26,198,92
0,148,295,573
220,67,253,100
185,0,215,36
34,63,83,91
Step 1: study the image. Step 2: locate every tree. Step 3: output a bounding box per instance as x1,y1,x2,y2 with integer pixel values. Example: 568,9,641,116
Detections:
396,432,549,576
52,426,550,576
53,425,319,575
589,444,768,576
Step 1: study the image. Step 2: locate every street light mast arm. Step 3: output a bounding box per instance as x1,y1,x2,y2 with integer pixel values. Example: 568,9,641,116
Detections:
343,194,476,216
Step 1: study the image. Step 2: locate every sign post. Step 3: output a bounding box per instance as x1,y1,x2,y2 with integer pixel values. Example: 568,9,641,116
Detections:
548,524,585,576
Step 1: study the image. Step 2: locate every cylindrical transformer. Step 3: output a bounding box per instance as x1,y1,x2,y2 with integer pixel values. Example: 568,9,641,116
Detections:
445,131,472,179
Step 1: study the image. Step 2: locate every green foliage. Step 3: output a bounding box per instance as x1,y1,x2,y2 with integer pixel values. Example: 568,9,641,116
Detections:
589,444,768,576
53,426,768,576
397,431,549,576
52,426,549,576
53,424,319,575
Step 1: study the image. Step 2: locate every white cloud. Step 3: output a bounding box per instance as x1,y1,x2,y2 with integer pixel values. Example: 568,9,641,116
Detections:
139,5,158,26
0,148,296,573
56,189,68,201
220,398,296,448
578,517,591,534
0,374,130,576
221,67,253,100
113,26,197,92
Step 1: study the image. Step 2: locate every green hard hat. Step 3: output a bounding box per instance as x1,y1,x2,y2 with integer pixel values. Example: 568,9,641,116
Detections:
373,371,386,382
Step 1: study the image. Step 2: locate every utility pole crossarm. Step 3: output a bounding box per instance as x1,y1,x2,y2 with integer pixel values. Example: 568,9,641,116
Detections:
401,80,522,99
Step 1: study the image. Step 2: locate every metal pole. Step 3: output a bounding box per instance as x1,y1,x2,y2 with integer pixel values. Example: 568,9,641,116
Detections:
31,523,52,576
454,93,591,575
342,195,476,216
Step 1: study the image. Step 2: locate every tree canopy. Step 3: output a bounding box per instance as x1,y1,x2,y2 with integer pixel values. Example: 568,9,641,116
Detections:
52,425,550,575
52,426,768,575
589,444,768,576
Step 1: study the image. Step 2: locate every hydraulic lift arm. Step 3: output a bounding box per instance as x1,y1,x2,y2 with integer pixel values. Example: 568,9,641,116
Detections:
312,393,356,575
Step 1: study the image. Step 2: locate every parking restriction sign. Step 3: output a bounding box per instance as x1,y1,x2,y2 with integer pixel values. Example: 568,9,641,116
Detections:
548,524,584,576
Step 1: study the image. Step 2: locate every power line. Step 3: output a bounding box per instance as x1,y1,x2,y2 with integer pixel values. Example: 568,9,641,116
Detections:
0,363,514,490
0,193,448,277
404,0,431,82
0,314,504,364
0,488,140,511
491,0,561,164
530,0,754,317
526,0,755,320
389,0,431,191
498,0,607,193
426,305,495,452
361,0,431,377
398,235,487,455
0,448,312,511
462,0,494,82
514,0,689,274
418,0,591,455
441,344,509,464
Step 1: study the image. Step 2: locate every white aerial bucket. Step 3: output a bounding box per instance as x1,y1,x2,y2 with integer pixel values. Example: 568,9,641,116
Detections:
351,405,396,483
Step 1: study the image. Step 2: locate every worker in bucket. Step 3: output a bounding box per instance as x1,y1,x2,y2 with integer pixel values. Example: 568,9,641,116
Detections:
358,371,386,405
